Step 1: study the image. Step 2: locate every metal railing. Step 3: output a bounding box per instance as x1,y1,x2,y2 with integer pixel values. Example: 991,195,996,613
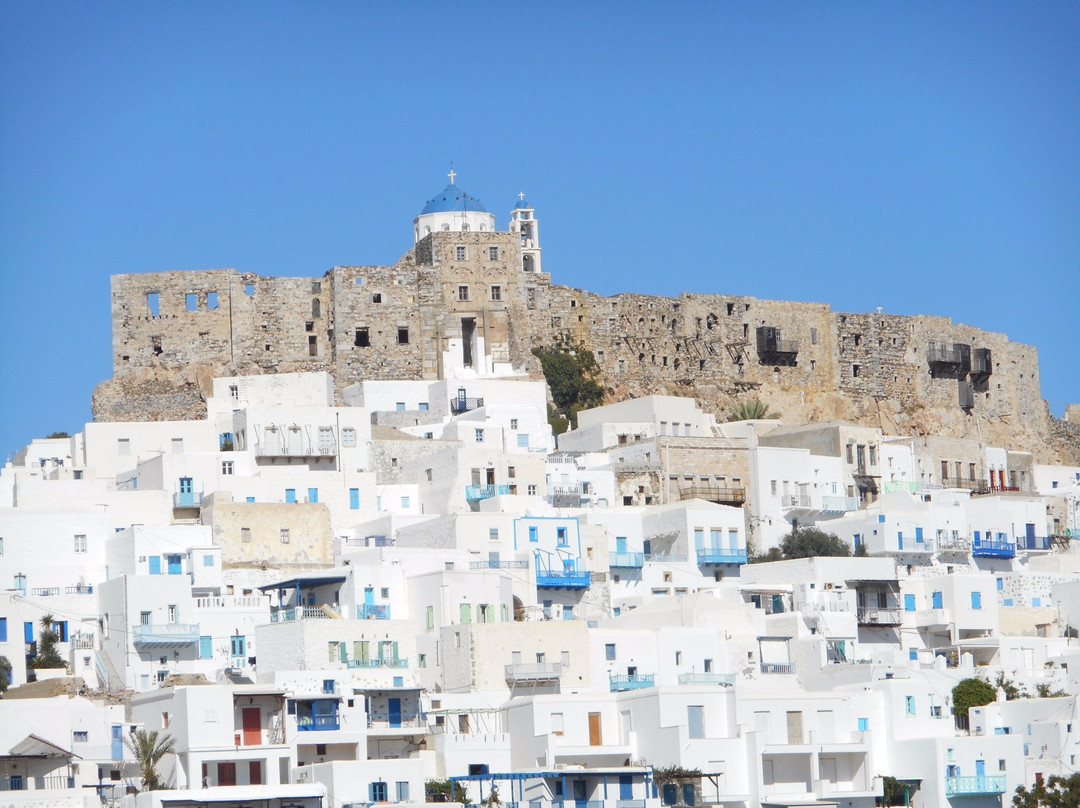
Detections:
65,584,94,595
944,775,1006,796
1017,535,1053,551
646,553,689,563
451,397,484,414
895,538,934,552
346,657,408,669
760,662,796,674
782,494,812,507
30,587,60,596
34,776,76,790
505,662,562,681
469,560,529,570
678,486,746,505
883,480,920,494
131,624,200,644
73,633,96,649
465,484,511,502
696,548,748,565
609,673,655,691
678,672,735,686
270,605,341,622
609,552,645,568
536,570,591,588
173,490,203,508
368,715,425,729
972,538,1016,558
857,608,902,626
297,714,340,731
357,604,391,620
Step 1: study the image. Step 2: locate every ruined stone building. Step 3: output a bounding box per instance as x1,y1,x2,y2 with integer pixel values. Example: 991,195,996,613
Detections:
95,177,1080,465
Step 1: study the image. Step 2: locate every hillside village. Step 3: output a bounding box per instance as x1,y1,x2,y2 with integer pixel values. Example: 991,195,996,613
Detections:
2,180,1080,808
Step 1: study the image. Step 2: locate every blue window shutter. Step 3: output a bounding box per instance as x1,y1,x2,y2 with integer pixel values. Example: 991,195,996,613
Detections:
24,622,34,643
200,636,213,659
349,488,359,509
971,592,982,610
0,618,6,642
308,488,318,503
148,556,161,575
932,592,943,609
904,594,916,612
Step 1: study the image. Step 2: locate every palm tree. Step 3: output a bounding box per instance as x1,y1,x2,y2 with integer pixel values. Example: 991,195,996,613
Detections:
726,399,780,422
30,614,65,669
124,729,175,791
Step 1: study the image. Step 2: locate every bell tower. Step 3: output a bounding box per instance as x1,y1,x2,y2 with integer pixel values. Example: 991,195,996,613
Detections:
509,192,541,274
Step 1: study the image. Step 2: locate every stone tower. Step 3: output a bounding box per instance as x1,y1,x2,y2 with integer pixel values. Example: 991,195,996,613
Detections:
509,192,542,274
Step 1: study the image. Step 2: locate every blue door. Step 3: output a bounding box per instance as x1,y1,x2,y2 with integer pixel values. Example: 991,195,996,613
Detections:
364,587,374,606
643,540,651,556
388,698,401,728
111,725,123,760
975,759,985,777
915,526,924,543
349,488,359,509
616,537,627,554
285,488,296,503
932,591,943,609
619,776,633,801
167,555,182,575
148,556,161,575
178,477,194,506
308,487,318,503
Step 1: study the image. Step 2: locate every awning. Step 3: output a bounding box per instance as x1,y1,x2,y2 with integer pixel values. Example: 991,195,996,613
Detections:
7,735,79,759
259,575,347,592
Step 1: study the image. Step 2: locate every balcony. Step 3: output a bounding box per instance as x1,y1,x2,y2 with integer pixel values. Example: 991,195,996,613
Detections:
297,713,340,732
451,396,484,414
948,478,990,495
609,673,655,691
679,485,746,506
883,480,921,494
346,657,408,669
677,672,735,686
65,584,94,595
357,604,391,620
696,548,748,565
972,538,1016,558
30,587,60,596
505,662,562,682
536,570,591,588
757,326,799,365
1017,535,1052,551
132,623,199,647
609,552,645,568
821,495,859,512
368,715,426,730
760,662,796,675
944,775,1006,797
343,535,393,548
256,443,336,460
857,608,902,626
270,605,342,622
894,538,934,553
465,484,511,502
927,343,965,366
0,776,76,792
173,490,204,508
469,560,529,570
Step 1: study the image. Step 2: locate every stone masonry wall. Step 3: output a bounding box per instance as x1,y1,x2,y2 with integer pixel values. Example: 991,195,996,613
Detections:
96,232,1075,464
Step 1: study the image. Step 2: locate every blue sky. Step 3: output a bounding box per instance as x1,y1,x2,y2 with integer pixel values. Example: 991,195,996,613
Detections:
1,2,1077,458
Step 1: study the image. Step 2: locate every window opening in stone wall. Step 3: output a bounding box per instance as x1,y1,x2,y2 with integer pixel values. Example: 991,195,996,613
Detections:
147,293,160,316
244,283,255,295
311,281,321,294
810,327,818,345
372,293,382,303
207,292,218,309
397,327,409,345
461,318,475,367
852,364,860,377
455,246,467,260
490,285,502,301
311,299,320,318
308,335,317,356
458,285,470,302
186,293,197,311
488,246,499,260
305,321,314,332
523,254,534,272
355,328,370,347
152,336,163,356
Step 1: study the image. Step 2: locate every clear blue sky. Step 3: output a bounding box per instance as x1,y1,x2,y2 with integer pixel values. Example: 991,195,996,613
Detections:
1,2,1077,459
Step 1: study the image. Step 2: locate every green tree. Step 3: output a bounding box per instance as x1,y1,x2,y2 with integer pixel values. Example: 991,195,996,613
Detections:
426,779,468,804
28,614,65,669
532,340,604,432
882,776,917,806
726,399,780,422
778,527,851,559
1012,773,1080,808
45,431,70,439
995,672,1024,700
0,655,12,693
951,677,997,719
125,729,175,791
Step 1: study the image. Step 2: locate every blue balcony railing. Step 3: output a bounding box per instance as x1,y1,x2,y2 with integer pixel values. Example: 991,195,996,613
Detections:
944,775,1007,796
465,484,511,502
536,570,591,588
297,714,340,732
609,552,645,568
972,539,1016,558
357,604,391,620
469,560,529,570
609,673,655,691
346,657,408,669
696,548,748,565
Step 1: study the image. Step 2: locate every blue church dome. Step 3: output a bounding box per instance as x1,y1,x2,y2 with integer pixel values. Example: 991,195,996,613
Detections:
513,196,529,210
420,184,488,215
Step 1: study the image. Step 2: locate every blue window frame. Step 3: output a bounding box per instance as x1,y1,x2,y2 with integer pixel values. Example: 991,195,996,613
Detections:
857,717,869,731
971,591,982,610
370,782,388,802
905,696,916,715
396,402,406,412
24,622,34,643
517,433,529,447
909,649,918,660
904,594,915,612
932,591,943,609
0,617,6,642
231,636,246,657
557,527,568,546
246,496,255,502
200,636,213,659
528,526,538,542
349,488,359,509
285,488,296,504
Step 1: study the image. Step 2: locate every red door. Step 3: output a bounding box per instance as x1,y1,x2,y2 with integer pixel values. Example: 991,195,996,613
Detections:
248,760,262,785
242,707,261,746
218,762,236,786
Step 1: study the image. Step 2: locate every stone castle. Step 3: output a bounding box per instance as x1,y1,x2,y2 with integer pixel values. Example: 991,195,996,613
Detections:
94,176,1080,464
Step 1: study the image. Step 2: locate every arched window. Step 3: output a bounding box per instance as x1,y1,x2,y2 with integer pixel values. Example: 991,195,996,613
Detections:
312,299,320,318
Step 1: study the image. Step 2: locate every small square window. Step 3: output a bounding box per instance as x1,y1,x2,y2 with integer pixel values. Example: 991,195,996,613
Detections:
491,285,502,301
401,496,410,508
355,328,370,347
372,293,382,303
397,327,409,344
475,429,484,443
73,731,89,743
342,427,356,447
221,460,234,475
458,285,470,301
74,534,87,553
280,528,290,544
527,484,537,496
488,246,499,260
455,246,467,261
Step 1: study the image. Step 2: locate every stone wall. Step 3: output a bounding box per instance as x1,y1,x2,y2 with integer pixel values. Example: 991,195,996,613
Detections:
96,232,1075,463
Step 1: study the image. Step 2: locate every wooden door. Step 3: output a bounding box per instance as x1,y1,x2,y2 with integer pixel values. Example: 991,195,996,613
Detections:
218,762,236,787
786,710,803,744
248,760,262,785
588,712,602,746
242,707,261,746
